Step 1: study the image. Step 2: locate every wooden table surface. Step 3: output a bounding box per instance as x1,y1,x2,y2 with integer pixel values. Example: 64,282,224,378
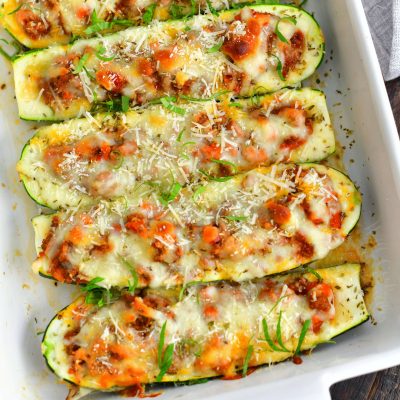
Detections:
330,78,400,399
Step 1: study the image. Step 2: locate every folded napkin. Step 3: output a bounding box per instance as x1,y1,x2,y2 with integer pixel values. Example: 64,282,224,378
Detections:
362,0,400,81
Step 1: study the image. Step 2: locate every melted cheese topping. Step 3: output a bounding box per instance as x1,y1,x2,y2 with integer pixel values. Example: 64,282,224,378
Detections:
12,5,325,120
32,164,361,287
42,264,368,390
17,89,335,209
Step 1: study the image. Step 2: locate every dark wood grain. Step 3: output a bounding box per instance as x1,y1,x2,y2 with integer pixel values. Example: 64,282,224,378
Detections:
330,77,400,399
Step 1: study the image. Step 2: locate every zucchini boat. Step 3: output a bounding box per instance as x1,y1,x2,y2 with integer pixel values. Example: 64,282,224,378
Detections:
12,5,325,121
42,264,369,392
0,0,255,49
32,164,361,287
18,88,335,210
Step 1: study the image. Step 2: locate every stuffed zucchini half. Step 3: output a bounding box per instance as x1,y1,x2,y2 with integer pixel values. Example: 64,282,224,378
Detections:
0,0,256,49
12,5,324,121
42,264,369,392
32,164,361,287
18,88,335,210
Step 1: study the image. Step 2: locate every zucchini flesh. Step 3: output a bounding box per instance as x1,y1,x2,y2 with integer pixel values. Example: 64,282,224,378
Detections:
12,5,324,121
17,88,335,210
32,164,361,288
42,264,369,391
1,0,255,49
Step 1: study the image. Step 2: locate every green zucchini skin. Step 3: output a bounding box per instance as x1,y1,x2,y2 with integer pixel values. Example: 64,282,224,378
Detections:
32,164,361,288
12,5,325,121
41,264,369,392
17,88,335,210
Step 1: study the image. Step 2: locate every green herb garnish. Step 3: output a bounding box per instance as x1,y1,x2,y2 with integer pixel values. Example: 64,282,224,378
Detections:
95,45,115,62
276,311,289,352
199,169,234,182
242,344,254,376
275,16,297,44
192,186,206,201
81,277,119,307
73,53,90,75
82,277,104,291
262,314,290,352
207,42,223,53
120,258,139,293
156,321,175,382
268,295,289,315
143,4,156,24
176,128,185,142
178,281,198,301
294,319,311,355
305,267,323,282
224,215,247,222
211,158,238,173
85,10,133,35
160,182,182,205
153,96,186,115
170,3,185,19
272,55,285,81
228,102,243,108
205,0,217,15
121,95,130,112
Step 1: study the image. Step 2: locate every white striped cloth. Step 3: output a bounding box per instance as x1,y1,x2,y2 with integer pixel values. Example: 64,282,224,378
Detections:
362,0,400,81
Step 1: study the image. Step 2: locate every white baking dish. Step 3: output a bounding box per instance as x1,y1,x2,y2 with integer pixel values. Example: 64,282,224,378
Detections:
0,0,399,399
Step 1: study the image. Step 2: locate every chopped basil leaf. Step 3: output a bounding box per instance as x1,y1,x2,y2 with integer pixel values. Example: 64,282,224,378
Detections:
205,0,218,15
295,319,311,355
178,281,198,301
156,322,174,382
224,215,247,222
176,128,185,142
262,315,290,353
276,311,290,352
160,182,182,205
73,53,89,75
95,45,115,62
121,95,130,112
85,10,133,35
207,42,223,53
120,257,139,293
170,3,185,19
143,4,156,24
242,344,254,376
228,102,243,108
199,169,234,182
81,277,120,307
211,158,238,173
192,186,206,201
160,97,186,115
275,16,297,44
305,267,323,282
272,55,286,81
81,277,104,292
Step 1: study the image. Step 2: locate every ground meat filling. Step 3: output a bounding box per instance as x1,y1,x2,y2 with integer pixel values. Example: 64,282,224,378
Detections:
16,9,51,40
281,30,306,77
